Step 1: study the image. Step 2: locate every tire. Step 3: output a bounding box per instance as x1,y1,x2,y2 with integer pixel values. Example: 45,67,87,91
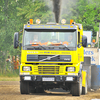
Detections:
82,80,87,95
20,81,29,94
70,90,72,94
36,87,44,93
31,89,36,93
30,86,36,93
72,78,82,96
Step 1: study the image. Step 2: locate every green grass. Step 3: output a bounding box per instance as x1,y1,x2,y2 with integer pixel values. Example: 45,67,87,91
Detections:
0,77,20,81
0,70,19,77
0,69,20,81
0,73,19,77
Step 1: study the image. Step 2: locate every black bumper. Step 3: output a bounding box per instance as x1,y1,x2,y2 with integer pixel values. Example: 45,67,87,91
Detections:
20,75,80,82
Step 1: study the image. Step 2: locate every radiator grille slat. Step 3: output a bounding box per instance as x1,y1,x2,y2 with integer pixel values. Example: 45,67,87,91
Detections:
27,55,71,62
38,66,59,74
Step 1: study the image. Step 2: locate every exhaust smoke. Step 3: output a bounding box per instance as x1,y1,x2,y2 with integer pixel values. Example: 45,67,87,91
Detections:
53,0,61,23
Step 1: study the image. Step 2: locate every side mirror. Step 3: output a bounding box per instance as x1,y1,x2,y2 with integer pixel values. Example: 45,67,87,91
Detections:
14,32,19,48
82,35,87,47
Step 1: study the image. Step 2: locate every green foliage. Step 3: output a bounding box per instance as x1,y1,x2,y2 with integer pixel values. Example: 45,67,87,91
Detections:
0,71,19,77
17,0,53,23
0,0,100,76
70,0,100,36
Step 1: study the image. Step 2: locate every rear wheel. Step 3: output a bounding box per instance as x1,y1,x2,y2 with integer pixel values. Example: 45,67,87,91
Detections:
20,81,29,94
72,78,82,96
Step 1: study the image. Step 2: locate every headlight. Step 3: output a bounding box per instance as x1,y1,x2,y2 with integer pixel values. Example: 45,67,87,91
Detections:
23,66,32,71
66,67,75,72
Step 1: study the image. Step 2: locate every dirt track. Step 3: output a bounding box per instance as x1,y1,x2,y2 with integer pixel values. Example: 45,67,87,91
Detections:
0,81,100,100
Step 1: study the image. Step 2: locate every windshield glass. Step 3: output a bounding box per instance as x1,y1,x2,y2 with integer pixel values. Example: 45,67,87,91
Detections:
23,30,77,50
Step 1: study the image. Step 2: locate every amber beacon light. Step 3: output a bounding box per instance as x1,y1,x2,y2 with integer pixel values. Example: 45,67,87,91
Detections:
70,19,74,24
30,19,33,24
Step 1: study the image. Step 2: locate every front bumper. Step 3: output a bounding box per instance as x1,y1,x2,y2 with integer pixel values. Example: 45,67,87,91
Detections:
20,75,80,82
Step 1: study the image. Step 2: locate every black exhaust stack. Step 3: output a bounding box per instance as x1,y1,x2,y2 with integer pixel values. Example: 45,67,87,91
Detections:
53,0,61,23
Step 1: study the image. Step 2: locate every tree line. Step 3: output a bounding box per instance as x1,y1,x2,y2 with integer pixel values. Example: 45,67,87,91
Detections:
0,0,100,73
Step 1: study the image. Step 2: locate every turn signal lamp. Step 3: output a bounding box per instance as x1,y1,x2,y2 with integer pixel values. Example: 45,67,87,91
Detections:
30,19,33,24
61,19,66,24
36,19,41,24
92,39,95,43
70,19,74,24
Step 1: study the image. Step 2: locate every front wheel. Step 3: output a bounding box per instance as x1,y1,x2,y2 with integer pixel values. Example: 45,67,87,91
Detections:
72,77,82,96
20,81,29,94
36,87,44,93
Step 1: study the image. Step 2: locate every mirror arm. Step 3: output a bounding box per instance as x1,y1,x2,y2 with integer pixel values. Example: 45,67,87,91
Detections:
19,30,23,34
16,40,19,45
77,43,81,48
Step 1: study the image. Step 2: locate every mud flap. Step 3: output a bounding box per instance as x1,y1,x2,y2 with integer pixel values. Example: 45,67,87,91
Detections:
82,70,87,95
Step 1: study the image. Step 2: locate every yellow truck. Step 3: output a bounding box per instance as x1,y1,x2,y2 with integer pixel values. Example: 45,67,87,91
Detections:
14,19,87,96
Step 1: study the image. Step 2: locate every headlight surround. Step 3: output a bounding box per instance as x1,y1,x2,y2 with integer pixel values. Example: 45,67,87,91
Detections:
66,67,75,72
23,66,32,71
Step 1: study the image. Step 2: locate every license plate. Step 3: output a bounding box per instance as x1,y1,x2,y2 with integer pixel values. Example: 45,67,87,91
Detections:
42,77,55,81
66,77,73,81
24,76,31,80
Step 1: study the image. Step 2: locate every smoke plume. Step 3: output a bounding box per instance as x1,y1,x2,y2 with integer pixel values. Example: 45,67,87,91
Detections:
44,0,77,23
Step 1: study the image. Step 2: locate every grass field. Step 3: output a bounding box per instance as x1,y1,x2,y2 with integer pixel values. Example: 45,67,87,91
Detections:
0,77,20,81
0,69,19,81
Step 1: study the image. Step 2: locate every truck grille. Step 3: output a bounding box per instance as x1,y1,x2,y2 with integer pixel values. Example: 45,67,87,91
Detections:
38,66,59,74
27,55,71,62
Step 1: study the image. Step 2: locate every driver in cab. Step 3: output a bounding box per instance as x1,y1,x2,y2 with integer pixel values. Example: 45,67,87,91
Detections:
68,34,74,46
30,34,40,45
63,34,74,47
33,34,39,42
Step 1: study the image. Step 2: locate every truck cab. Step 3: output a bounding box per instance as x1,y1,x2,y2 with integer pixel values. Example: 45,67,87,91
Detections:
14,19,87,96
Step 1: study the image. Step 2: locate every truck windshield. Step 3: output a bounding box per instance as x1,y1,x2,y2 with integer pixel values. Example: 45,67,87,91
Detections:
23,30,77,50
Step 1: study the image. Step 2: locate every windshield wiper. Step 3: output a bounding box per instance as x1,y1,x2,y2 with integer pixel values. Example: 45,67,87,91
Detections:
47,44,70,50
59,44,70,50
23,44,46,50
23,44,32,47
37,44,46,50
